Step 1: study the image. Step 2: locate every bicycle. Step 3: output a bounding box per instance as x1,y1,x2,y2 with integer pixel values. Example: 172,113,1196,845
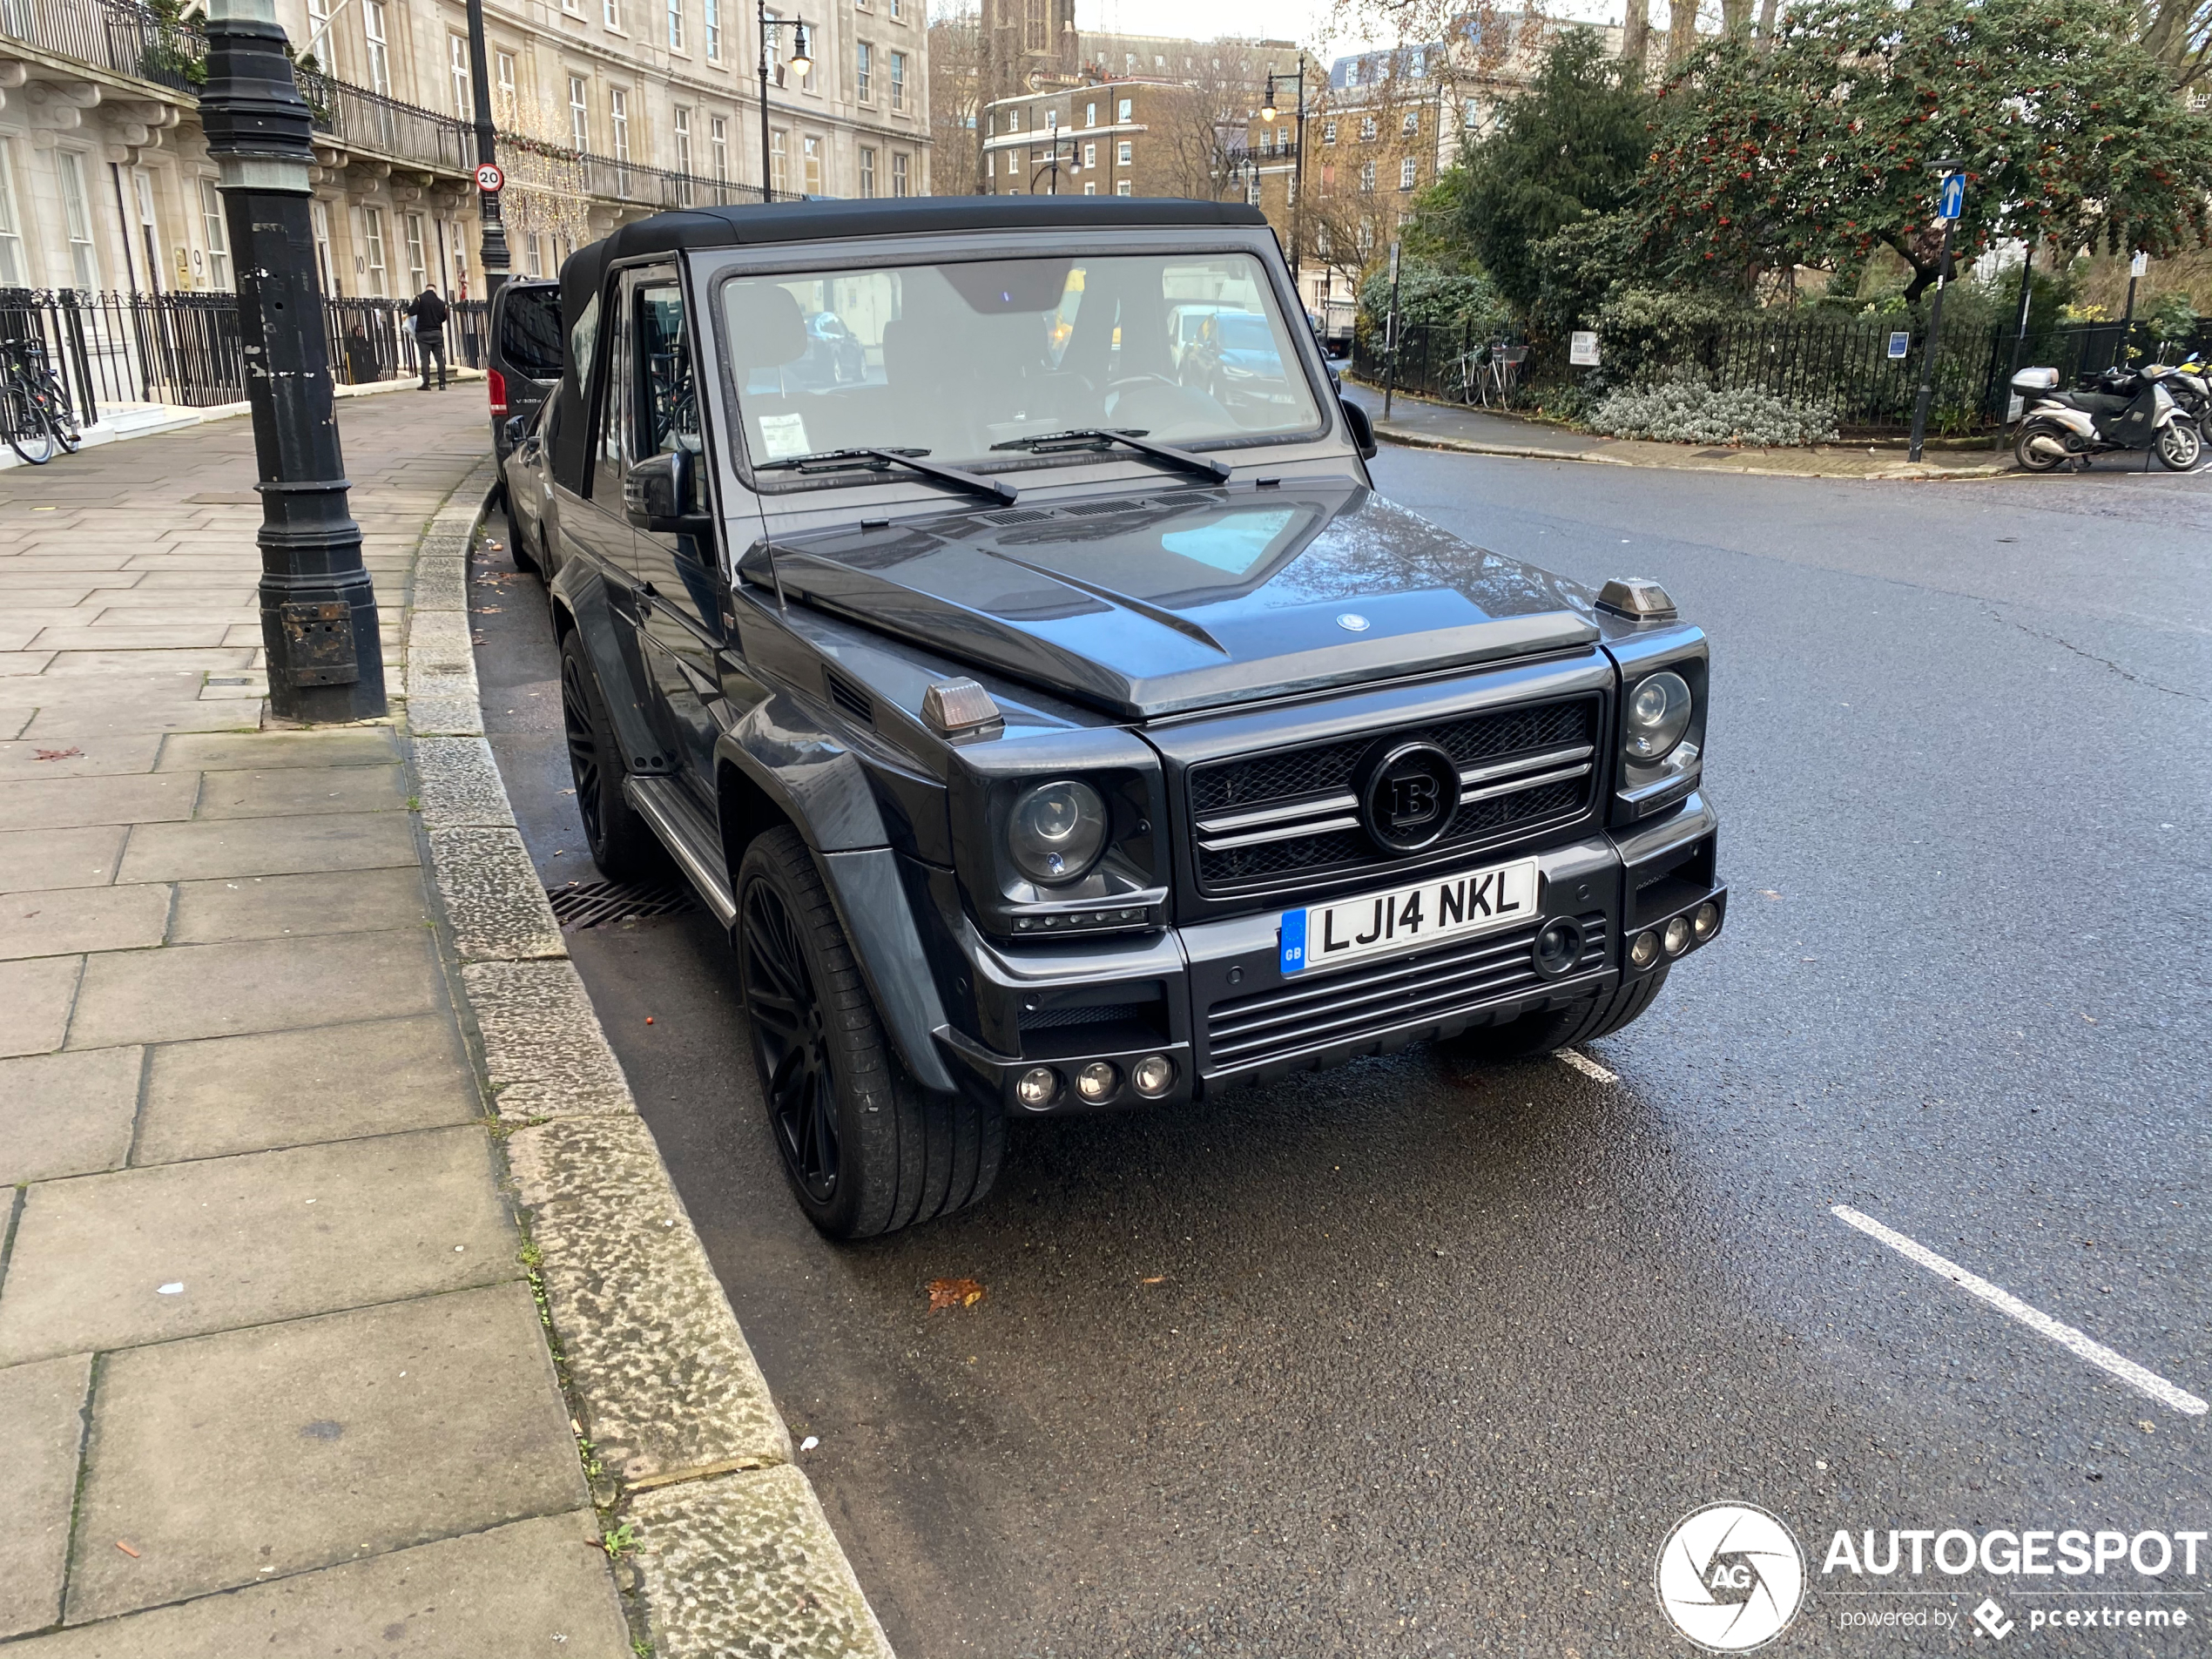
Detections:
2,337,84,466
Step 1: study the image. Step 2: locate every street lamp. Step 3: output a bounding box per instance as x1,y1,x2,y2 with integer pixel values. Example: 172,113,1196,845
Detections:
200,0,385,723
1030,132,1078,196
463,0,509,300
759,8,813,202
1258,57,1307,290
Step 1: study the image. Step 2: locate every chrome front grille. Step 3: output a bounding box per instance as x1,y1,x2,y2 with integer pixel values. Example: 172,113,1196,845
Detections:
1188,698,1600,895
1204,911,1608,1075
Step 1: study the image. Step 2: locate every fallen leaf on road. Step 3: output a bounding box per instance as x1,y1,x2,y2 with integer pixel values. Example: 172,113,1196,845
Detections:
1759,889,1782,900
115,1541,139,1558
927,1277,985,1311
34,747,81,762
1141,1275,1167,1285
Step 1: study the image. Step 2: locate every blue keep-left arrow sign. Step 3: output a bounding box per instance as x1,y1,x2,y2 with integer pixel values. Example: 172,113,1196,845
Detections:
1939,172,1966,220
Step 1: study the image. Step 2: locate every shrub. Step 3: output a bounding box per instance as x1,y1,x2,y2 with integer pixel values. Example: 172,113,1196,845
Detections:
1590,377,1838,446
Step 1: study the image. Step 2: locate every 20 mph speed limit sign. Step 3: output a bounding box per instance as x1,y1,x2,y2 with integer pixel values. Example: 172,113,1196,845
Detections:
475,163,504,192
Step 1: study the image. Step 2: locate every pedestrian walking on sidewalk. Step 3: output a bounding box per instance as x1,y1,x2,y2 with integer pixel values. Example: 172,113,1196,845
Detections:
406,285,450,391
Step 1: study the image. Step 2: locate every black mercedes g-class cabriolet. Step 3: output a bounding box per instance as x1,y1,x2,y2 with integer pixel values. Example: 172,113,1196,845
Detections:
530,195,1724,1238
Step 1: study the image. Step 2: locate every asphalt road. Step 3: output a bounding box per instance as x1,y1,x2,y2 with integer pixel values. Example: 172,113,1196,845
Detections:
474,448,2211,1656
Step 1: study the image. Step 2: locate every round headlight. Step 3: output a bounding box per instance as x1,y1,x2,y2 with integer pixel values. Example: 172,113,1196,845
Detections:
1623,671,1694,762
1008,779,1109,886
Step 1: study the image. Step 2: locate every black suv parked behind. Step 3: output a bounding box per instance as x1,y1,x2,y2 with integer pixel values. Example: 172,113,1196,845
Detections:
523,198,1725,1238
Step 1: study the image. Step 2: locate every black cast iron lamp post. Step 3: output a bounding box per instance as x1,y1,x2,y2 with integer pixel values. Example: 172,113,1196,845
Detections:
464,0,509,300
1907,158,1965,465
1258,56,1307,287
200,0,385,722
757,9,813,202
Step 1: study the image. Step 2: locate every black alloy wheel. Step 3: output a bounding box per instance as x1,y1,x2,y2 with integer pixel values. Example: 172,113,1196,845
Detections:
733,825,1007,1239
740,872,840,1204
556,631,666,882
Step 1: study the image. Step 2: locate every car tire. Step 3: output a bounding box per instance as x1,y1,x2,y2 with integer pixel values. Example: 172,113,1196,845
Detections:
507,509,541,576
736,824,1005,1239
558,631,669,883
1441,967,1669,1064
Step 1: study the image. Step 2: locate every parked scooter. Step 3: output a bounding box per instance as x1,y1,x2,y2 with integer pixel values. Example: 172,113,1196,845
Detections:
2141,356,2212,428
2012,365,2202,471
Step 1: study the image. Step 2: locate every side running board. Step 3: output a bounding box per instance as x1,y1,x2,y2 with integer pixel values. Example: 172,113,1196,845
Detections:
624,775,738,928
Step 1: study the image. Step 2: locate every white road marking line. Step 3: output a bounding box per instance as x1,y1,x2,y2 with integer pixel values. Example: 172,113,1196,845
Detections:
1555,1049,1616,1083
1831,1204,2208,1416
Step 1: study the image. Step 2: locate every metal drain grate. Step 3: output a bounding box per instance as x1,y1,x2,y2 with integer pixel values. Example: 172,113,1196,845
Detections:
546,880,699,931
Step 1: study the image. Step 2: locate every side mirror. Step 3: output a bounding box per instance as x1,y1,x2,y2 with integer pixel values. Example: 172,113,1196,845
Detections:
1341,397,1378,462
623,450,713,536
503,414,527,447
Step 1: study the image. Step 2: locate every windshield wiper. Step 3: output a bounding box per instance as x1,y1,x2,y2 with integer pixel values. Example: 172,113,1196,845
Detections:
990,428,1233,482
754,446,1019,504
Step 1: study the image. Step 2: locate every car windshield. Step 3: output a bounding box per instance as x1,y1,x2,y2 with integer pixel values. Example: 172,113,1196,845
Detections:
718,252,1322,478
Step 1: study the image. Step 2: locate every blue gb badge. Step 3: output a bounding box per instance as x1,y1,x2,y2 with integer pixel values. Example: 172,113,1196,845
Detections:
1278,908,1308,976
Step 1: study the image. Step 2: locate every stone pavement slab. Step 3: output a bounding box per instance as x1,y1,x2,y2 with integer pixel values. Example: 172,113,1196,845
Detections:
0,737,163,781
0,954,82,1055
133,1013,477,1163
66,928,441,1049
0,884,170,960
0,774,199,832
0,1047,143,1185
0,1125,516,1365
0,826,126,892
64,1285,586,1622
168,865,428,944
192,764,407,819
0,1352,94,1640
155,727,401,772
114,810,417,883
4,1514,630,1658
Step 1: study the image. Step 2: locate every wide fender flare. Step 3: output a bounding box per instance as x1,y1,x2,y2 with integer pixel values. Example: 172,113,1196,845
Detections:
550,556,662,768
715,719,958,1096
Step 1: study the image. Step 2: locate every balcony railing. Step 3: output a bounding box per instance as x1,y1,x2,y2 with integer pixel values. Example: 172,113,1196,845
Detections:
0,0,206,95
3,0,765,211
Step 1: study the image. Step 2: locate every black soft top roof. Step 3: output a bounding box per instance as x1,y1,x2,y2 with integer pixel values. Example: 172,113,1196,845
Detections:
549,195,1271,491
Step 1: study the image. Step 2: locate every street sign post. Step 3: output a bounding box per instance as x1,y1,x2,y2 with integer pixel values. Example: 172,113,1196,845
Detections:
1887,331,1911,360
475,162,505,193
1909,166,1966,462
1383,241,1403,419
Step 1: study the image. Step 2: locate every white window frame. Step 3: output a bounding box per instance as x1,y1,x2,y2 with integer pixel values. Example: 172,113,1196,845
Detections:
362,204,388,296
771,127,787,192
711,115,729,179
1116,96,1130,120
0,138,24,287
891,150,908,196
1399,156,1417,190
860,145,876,196
1402,109,1419,135
199,177,231,289
57,150,98,291
888,51,905,111
363,0,391,96
305,0,333,69
667,0,685,51
495,51,516,117
404,211,428,292
1082,141,1095,168
604,0,622,33
705,0,721,60
610,87,630,161
1116,140,1130,165
450,36,471,119
312,199,335,292
856,40,871,102
569,75,590,152
802,132,821,195
1114,179,1130,197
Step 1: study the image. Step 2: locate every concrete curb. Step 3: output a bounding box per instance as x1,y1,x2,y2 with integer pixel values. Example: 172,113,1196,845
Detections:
1372,422,2016,481
398,463,896,1659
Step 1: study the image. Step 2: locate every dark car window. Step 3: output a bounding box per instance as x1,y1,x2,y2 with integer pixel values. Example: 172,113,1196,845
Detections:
1217,314,1274,353
498,284,565,381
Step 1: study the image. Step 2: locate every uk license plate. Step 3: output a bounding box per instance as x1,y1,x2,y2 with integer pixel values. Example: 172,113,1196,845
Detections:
1278,858,1540,976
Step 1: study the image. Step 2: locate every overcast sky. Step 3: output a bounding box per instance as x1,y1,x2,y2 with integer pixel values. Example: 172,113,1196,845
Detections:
1070,0,1622,60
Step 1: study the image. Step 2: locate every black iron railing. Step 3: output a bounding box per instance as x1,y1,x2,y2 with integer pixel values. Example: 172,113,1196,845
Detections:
1355,315,2212,435
0,0,206,94
0,288,491,427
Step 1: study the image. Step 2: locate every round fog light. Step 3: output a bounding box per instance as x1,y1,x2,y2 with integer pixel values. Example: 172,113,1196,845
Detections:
1691,901,1720,941
1131,1054,1175,1098
1016,1066,1060,1109
1076,1061,1119,1103
1662,915,1692,957
1630,929,1660,969
1532,917,1587,979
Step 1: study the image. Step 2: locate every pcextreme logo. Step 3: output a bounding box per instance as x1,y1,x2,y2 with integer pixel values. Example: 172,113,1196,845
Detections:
1656,1502,1809,1651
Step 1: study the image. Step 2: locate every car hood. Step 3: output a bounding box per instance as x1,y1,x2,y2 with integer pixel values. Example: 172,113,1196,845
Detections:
750,482,1601,718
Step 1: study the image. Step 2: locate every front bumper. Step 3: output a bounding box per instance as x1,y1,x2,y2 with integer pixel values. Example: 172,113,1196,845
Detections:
930,792,1724,1113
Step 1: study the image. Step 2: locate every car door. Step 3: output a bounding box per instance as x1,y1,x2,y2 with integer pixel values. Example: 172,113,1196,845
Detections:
555,283,652,715
624,268,725,807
